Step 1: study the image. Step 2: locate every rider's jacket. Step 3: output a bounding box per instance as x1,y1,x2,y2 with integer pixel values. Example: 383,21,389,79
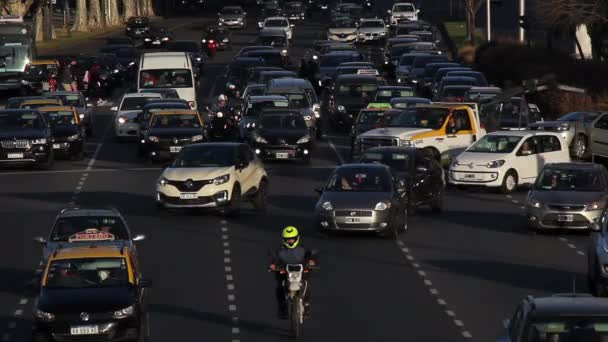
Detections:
271,246,311,266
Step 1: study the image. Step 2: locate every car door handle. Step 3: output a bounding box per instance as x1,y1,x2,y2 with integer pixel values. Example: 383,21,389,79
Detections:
435,137,443,141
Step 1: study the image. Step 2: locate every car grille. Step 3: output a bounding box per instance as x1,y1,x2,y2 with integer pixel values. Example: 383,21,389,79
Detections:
163,195,214,205
335,210,373,217
158,137,194,147
541,213,590,227
167,179,213,192
335,223,375,229
1,140,30,149
359,137,399,150
365,33,379,37
547,204,585,211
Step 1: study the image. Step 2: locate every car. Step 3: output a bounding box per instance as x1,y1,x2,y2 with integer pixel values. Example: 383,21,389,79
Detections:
138,88,180,99
258,70,298,86
418,62,460,88
314,163,408,237
143,26,174,48
42,91,93,136
359,146,444,213
202,25,232,50
140,109,206,161
155,142,268,214
327,16,358,43
19,98,63,110
20,59,60,95
249,109,313,162
241,49,289,68
236,45,275,58
125,16,150,38
465,86,502,103
284,1,307,20
449,131,571,193
264,78,321,136
431,66,473,90
329,74,381,129
112,92,163,141
388,2,419,25
261,17,293,40
331,3,363,21
389,96,431,109
37,106,85,160
6,96,45,109
245,66,283,85
498,293,608,342
240,95,290,139
408,54,449,85
317,51,365,78
218,6,247,28
525,162,608,232
437,85,473,102
374,86,415,102
32,207,145,261
0,109,54,169
257,28,290,51
393,52,430,83
225,57,266,93
349,106,392,151
243,83,267,99
135,99,190,135
32,244,150,342
588,207,608,296
165,40,205,74
356,18,388,43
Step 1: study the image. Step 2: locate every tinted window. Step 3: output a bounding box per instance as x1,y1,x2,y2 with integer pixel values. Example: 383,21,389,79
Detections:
535,168,604,191
50,216,129,241
326,167,391,192
259,114,306,129
172,145,237,167
150,114,200,128
0,111,44,129
46,258,130,288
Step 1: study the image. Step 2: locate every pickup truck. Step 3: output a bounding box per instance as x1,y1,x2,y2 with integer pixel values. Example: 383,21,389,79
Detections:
353,102,486,163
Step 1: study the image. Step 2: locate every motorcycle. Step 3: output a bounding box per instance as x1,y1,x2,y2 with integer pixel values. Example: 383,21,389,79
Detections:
208,107,240,141
205,39,218,59
271,264,316,338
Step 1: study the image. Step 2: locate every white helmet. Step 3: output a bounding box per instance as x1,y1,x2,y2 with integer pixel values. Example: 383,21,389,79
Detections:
218,94,227,101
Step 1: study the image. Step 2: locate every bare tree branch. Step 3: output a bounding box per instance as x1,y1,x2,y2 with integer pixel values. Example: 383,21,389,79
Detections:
537,0,608,29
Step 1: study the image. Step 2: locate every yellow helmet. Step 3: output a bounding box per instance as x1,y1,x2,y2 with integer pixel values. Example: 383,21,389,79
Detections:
282,226,300,249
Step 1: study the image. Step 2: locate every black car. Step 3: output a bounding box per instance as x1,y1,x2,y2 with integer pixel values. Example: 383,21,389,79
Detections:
136,100,190,143
175,0,205,10
21,62,60,95
241,49,289,69
125,16,150,38
314,163,408,237
249,109,312,162
359,147,444,213
329,74,381,130
40,107,85,160
374,86,415,102
143,26,174,48
100,45,139,79
225,57,266,94
140,109,206,161
284,1,307,20
0,109,54,169
165,40,204,73
350,108,397,151
202,25,232,51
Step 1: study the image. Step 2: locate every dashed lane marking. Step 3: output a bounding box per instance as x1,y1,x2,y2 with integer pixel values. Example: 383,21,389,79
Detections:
0,167,162,176
327,139,345,165
220,221,241,342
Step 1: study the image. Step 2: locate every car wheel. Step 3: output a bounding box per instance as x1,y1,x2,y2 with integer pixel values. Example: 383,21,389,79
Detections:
224,185,241,216
500,170,518,194
430,190,443,212
574,135,589,160
252,180,268,212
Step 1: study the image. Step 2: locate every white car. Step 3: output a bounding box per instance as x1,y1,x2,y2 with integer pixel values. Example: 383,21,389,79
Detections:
356,18,387,43
449,131,572,193
112,92,162,140
155,142,268,214
261,17,293,40
388,2,419,25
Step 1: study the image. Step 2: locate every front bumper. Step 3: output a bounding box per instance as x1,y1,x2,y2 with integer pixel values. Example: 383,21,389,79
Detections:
327,34,357,43
156,181,233,208
251,143,311,160
526,206,602,230
115,122,140,138
0,145,51,164
51,140,84,157
356,33,386,42
448,169,503,187
33,317,140,342
220,20,245,28
316,209,392,231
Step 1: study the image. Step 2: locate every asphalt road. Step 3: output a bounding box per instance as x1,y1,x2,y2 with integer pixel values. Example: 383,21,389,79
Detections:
0,3,594,342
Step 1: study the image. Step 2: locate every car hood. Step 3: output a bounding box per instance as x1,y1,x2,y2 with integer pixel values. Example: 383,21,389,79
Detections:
257,128,308,144
221,14,245,20
360,127,432,140
52,125,80,138
0,129,46,139
147,128,203,137
452,152,511,166
531,190,605,205
528,120,568,129
37,286,135,313
358,28,385,34
328,28,357,35
162,166,234,181
320,191,392,209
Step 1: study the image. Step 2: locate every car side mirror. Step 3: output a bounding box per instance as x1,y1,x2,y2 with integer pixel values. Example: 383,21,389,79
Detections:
133,234,146,241
33,236,47,244
111,106,118,111
591,222,601,232
314,187,323,195
139,278,152,288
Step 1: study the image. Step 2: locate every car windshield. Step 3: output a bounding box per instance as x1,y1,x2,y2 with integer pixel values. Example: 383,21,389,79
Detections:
376,89,414,100
336,83,378,97
467,135,522,153
388,108,448,129
360,21,384,28
245,86,265,97
0,45,31,72
357,110,385,124
535,168,604,191
50,94,84,107
150,114,200,128
399,55,419,65
259,36,287,46
413,56,447,68
326,167,391,192
120,97,154,111
285,94,309,108
266,19,288,27
45,258,130,289
139,69,193,88
221,7,242,14
247,100,289,116
524,318,608,342
259,114,306,129
361,152,411,172
172,145,236,167
50,216,129,241
559,112,600,122
42,110,76,126
442,87,469,98
394,4,414,11
331,19,356,28
320,54,358,67
0,111,44,130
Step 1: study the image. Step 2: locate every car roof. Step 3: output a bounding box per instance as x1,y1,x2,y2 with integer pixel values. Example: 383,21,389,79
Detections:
37,106,76,112
151,109,199,115
543,162,605,171
321,51,360,57
187,142,243,149
50,245,128,261
467,86,502,92
232,57,265,63
57,207,121,218
261,70,295,75
531,295,608,318
441,76,477,82
391,97,431,103
486,130,563,138
268,77,312,87
43,91,83,97
259,109,302,116
123,92,163,98
265,16,288,20
443,85,473,90
248,95,288,102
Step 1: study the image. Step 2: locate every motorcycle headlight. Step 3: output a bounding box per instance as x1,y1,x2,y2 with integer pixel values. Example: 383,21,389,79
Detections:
220,18,226,22
66,134,80,142
202,39,207,43
253,132,268,144
223,38,229,43
246,122,256,128
312,55,318,60
486,160,506,168
237,17,243,22
213,174,230,185
113,69,119,74
20,79,29,84
216,112,224,118
374,201,391,210
162,37,170,41
337,105,345,112
191,134,203,142
587,201,602,211
31,138,47,144
196,56,202,61
113,305,135,319
79,113,85,119
158,177,168,186
118,117,127,124
34,308,55,322
297,134,310,144
528,199,541,208
321,201,333,211
228,84,236,89
303,115,312,121
281,49,288,56
144,38,151,42
148,136,159,143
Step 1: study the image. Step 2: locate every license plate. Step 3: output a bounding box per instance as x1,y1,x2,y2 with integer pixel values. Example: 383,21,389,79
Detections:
152,41,161,45
53,144,61,149
344,217,361,223
276,152,289,159
558,214,574,222
70,325,98,335
464,173,476,179
7,153,23,159
180,193,197,199
170,146,182,153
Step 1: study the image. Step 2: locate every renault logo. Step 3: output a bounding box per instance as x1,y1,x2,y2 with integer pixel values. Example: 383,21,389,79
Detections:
173,137,179,145
185,179,194,189
80,312,90,321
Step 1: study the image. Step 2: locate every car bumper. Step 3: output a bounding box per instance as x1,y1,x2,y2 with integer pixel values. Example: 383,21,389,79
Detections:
51,140,84,157
448,169,503,187
115,123,140,138
0,146,51,164
220,21,245,28
356,34,386,42
526,206,602,230
316,210,392,231
33,318,140,342
251,143,311,160
156,182,233,208
328,35,357,43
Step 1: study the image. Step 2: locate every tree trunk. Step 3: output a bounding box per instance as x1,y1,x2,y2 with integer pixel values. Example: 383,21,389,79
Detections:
106,0,121,25
123,0,137,21
34,6,44,42
2,0,34,16
88,0,104,29
574,34,585,60
72,0,89,32
143,0,155,16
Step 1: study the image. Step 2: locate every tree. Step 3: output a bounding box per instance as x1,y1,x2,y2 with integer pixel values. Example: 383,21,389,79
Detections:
88,0,104,29
463,0,484,45
72,0,88,32
142,0,154,16
0,0,34,16
104,0,121,26
123,0,137,20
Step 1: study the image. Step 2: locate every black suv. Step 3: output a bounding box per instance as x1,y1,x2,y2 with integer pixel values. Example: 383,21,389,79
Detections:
125,16,150,38
0,109,54,169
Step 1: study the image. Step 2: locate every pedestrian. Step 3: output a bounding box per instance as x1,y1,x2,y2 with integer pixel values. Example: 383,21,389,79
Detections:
60,61,73,91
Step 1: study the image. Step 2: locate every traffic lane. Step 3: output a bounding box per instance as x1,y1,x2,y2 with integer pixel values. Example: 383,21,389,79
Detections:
227,162,469,342
72,169,234,341
403,191,589,342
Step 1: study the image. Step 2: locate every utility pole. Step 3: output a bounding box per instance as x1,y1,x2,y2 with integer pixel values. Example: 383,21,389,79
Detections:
486,0,491,41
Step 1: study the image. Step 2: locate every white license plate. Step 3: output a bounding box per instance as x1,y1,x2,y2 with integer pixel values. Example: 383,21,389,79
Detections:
7,153,23,159
170,146,182,153
558,214,574,222
70,325,98,335
344,217,361,223
180,193,197,199
464,173,477,179
276,152,289,159
53,144,61,149
152,41,161,45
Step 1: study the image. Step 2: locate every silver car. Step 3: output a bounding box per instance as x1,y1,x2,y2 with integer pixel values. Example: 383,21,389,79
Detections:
218,6,247,28
588,208,608,296
356,18,387,43
327,17,358,43
526,162,608,231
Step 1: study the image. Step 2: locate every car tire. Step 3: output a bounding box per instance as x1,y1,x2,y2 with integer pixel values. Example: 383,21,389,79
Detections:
574,134,589,160
224,185,241,216
252,180,268,212
500,170,518,194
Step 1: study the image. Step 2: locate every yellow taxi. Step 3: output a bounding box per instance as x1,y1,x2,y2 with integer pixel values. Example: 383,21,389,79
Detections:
21,59,60,95
37,106,85,160
19,98,63,110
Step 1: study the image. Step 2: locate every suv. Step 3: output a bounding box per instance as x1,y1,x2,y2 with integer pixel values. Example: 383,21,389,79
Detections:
388,2,418,26
125,16,150,38
356,18,387,43
155,142,268,215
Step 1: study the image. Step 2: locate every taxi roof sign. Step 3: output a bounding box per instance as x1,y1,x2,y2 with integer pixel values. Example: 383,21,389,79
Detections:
68,229,115,243
366,102,392,109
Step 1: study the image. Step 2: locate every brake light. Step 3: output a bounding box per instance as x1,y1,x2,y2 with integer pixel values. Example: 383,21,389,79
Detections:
209,40,215,44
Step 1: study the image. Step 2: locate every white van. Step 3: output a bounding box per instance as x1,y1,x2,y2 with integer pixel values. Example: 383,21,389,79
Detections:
137,52,197,110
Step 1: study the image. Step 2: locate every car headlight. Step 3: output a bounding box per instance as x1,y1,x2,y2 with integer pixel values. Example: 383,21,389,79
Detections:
313,104,320,118
337,105,345,112
258,22,263,27
158,177,168,186
528,199,541,208
144,38,151,42
228,84,236,89
31,138,46,144
321,201,333,211
450,158,459,167
216,112,224,118
113,305,135,319
587,201,602,211
213,174,230,185
66,134,80,142
312,55,318,60
191,134,203,142
34,308,55,322
246,122,256,128
196,56,202,61
380,31,386,35
281,49,288,56
297,134,310,144
220,18,226,22
79,113,85,119
400,139,413,147
162,37,170,41
202,39,207,43
358,33,365,37
303,115,312,121
237,18,243,22
253,132,268,144
148,136,159,143
223,38,229,43
486,160,505,168
118,116,127,124
374,201,391,210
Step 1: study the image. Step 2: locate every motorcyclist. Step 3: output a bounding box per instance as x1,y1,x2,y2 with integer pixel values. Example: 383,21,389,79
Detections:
228,91,245,116
269,226,317,319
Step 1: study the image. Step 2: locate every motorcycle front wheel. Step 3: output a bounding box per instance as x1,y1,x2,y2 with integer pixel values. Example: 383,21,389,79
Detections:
290,297,303,338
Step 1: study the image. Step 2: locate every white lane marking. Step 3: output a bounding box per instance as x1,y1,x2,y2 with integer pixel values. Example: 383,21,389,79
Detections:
454,319,464,327
18,299,27,305
86,117,112,171
226,274,234,281
559,237,567,242
220,222,240,342
437,298,447,305
567,243,576,249
446,310,455,317
577,251,585,256
327,139,345,165
463,331,473,338
13,310,22,316
224,257,231,263
511,200,518,204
